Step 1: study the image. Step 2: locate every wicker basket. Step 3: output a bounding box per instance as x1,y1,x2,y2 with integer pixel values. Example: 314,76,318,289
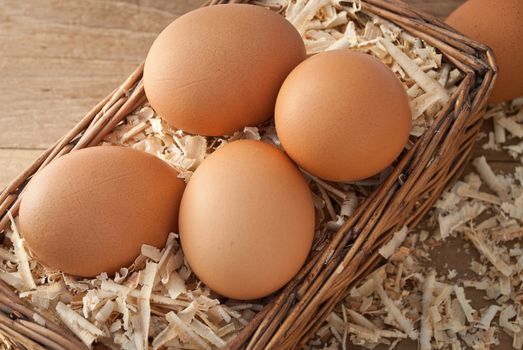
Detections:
0,0,496,349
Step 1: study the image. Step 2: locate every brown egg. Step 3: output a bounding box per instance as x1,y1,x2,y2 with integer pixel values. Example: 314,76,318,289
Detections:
179,140,314,300
19,146,185,277
143,4,306,136
446,0,523,103
275,50,412,182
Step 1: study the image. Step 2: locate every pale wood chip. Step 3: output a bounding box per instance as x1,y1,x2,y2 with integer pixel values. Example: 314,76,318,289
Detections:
438,203,486,239
291,0,331,34
500,306,520,334
478,305,501,330
374,280,418,340
456,186,502,205
346,308,377,330
420,272,435,350
379,226,409,259
56,301,103,347
453,286,476,323
463,229,513,277
472,156,510,201
7,212,36,290
496,117,523,138
166,312,210,350
379,38,449,104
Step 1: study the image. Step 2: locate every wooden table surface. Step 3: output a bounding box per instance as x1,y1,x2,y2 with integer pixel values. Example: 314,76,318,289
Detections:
0,0,466,187
1,1,519,350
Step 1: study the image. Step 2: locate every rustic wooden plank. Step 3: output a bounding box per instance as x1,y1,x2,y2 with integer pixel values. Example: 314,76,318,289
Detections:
0,0,203,33
0,0,204,150
0,149,43,189
118,0,207,17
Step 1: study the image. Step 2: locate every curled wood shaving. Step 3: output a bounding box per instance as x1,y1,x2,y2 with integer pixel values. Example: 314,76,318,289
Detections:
500,306,520,334
7,212,36,291
483,131,502,151
463,229,513,277
137,262,157,350
419,271,435,350
346,322,380,343
95,300,116,324
496,117,523,138
350,267,385,297
494,117,507,144
141,245,162,262
379,226,409,259
478,305,501,330
152,324,177,350
374,280,418,340
501,195,523,221
290,0,331,34
166,311,210,350
378,38,449,104
438,203,485,239
347,309,377,331
0,271,24,290
456,185,502,205
453,286,476,324
473,156,510,201
56,301,103,347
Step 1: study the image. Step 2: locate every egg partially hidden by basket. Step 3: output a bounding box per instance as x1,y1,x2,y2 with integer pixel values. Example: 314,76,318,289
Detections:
19,146,186,277
275,50,412,182
446,0,523,103
143,4,306,136
179,140,315,300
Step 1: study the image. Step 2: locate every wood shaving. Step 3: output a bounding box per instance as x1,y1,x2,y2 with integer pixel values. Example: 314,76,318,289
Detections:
438,203,485,239
420,271,435,350
473,156,510,201
378,38,449,105
453,285,476,323
375,280,418,340
494,116,507,143
496,117,523,138
56,301,103,347
7,212,36,291
379,226,409,259
463,229,513,277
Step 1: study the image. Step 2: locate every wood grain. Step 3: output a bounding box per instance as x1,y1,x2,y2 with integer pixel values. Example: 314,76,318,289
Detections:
0,149,42,190
0,0,203,149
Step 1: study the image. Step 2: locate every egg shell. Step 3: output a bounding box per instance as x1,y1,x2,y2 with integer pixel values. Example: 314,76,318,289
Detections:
144,4,306,136
275,50,412,182
179,140,315,300
446,0,523,103
19,146,185,277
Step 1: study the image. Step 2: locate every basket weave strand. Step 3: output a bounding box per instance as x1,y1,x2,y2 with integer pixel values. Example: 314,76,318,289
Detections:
0,0,496,349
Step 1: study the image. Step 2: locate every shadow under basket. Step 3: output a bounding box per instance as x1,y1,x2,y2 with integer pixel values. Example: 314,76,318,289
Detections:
0,0,497,349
